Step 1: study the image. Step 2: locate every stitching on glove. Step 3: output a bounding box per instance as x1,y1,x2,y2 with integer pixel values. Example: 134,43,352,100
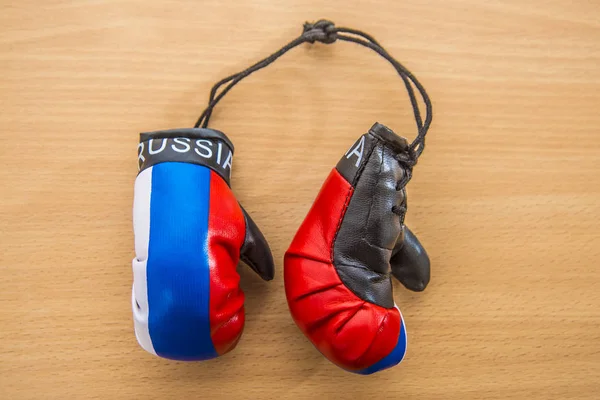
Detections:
335,301,366,335
360,142,384,244
330,184,354,262
350,137,379,187
240,254,260,275
353,312,390,365
294,282,343,302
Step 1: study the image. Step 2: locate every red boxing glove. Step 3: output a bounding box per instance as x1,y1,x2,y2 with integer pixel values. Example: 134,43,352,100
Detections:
284,123,430,374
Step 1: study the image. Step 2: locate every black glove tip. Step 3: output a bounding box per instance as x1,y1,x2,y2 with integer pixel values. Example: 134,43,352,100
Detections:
261,266,275,282
409,280,428,292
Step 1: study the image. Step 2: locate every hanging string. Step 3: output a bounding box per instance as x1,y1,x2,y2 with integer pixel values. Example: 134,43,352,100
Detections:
194,19,432,161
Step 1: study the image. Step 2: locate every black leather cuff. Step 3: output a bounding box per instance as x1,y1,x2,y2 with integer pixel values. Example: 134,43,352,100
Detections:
137,128,234,184
336,122,409,186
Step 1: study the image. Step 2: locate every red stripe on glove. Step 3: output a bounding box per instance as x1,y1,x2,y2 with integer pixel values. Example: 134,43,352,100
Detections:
207,170,246,355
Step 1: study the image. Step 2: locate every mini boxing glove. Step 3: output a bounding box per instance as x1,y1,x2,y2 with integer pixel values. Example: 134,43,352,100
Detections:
132,128,274,361
284,122,430,374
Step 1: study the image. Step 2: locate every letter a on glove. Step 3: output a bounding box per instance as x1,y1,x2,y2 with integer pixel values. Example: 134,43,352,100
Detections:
284,123,430,374
132,128,274,361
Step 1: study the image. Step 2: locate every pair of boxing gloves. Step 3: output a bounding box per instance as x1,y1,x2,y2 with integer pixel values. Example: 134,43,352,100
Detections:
131,122,430,374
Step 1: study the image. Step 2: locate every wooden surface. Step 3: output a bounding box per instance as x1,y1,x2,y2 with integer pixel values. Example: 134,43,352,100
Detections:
1,1,600,399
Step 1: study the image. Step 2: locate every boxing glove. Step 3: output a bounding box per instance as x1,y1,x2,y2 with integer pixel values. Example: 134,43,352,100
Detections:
132,128,274,361
284,122,430,374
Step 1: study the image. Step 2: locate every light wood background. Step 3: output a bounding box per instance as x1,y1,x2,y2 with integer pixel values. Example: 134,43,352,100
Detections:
1,1,600,399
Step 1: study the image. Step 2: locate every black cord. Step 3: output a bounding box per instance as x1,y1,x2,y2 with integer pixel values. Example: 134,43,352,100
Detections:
194,19,432,162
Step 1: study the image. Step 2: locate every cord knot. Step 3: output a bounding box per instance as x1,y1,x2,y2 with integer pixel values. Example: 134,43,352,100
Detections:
302,19,337,44
395,147,418,168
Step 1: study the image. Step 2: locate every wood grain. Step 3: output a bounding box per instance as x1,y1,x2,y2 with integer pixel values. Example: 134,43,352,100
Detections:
1,1,599,399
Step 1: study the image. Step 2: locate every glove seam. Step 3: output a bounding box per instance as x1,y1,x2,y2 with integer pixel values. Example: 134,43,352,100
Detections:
331,138,378,262
239,208,260,276
353,312,390,366
360,143,384,248
240,254,260,274
349,136,379,187
329,183,354,262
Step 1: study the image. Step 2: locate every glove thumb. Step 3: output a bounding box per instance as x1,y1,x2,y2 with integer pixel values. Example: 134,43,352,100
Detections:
390,226,430,292
240,207,275,281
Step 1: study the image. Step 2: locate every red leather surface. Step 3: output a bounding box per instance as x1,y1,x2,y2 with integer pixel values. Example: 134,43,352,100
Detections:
207,170,246,355
284,168,401,370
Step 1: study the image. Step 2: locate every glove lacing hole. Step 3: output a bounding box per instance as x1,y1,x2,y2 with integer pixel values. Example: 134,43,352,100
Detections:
392,150,416,218
391,205,407,215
